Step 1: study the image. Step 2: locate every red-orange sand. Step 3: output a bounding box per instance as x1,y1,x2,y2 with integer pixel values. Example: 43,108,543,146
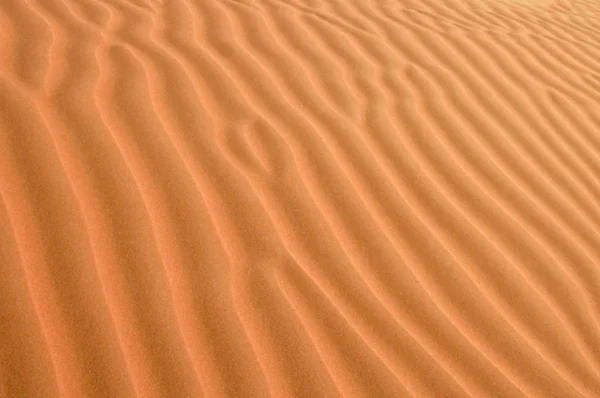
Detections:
1,0,600,396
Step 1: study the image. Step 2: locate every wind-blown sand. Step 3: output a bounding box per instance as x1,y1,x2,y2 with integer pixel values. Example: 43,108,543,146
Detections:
1,0,600,396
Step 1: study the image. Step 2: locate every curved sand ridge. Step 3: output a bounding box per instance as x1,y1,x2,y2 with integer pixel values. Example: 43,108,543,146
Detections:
1,0,600,396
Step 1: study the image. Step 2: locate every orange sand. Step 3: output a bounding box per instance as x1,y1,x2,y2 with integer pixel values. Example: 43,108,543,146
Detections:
1,0,600,396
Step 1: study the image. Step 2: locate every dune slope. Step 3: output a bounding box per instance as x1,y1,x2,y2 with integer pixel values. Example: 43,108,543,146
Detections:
1,0,600,396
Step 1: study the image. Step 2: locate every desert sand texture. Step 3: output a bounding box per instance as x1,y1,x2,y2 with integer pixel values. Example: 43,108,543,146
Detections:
1,0,600,396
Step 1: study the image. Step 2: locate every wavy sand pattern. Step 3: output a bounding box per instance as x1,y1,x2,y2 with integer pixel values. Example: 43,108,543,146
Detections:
1,0,600,396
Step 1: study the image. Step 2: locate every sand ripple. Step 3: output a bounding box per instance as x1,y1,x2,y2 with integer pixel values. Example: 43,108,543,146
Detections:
1,0,600,396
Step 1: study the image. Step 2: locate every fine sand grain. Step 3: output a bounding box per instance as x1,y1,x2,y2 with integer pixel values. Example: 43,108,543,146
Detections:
1,0,600,396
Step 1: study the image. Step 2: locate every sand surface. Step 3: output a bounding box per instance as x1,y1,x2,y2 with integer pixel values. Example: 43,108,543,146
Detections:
1,0,600,396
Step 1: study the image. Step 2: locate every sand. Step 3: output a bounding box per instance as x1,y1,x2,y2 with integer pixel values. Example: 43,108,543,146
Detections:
1,0,600,396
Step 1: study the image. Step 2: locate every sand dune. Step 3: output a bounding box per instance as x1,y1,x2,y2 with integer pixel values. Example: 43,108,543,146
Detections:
1,0,600,396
